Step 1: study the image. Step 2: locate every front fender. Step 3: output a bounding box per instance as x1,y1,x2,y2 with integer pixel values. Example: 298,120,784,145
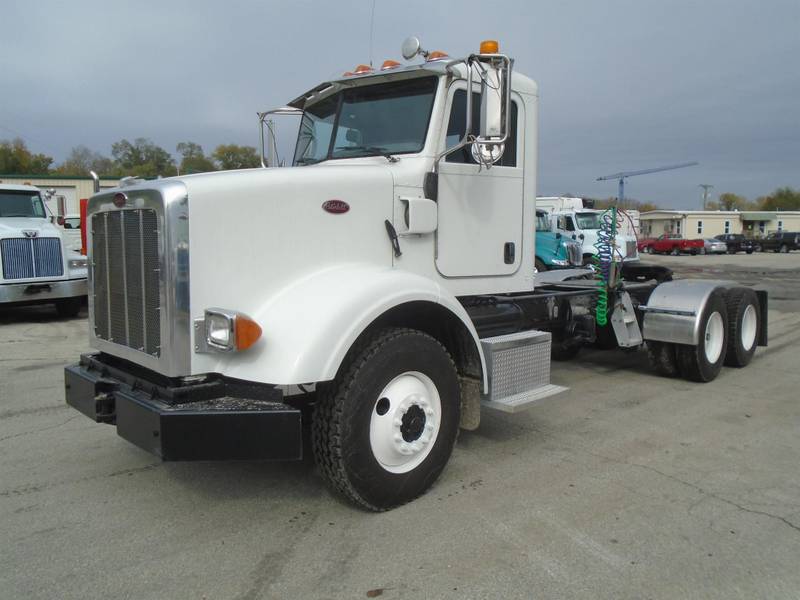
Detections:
194,264,487,389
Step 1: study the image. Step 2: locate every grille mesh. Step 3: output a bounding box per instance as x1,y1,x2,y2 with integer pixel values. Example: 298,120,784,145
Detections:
92,210,161,356
1,237,63,280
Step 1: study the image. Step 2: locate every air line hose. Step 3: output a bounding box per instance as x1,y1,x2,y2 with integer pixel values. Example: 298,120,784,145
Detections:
592,207,618,326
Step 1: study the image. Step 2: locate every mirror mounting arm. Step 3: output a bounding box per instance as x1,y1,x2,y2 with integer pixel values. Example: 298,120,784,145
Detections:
432,53,514,174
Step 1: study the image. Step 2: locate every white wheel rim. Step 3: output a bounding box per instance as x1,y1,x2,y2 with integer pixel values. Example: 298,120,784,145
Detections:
369,371,441,474
704,312,725,363
741,304,757,351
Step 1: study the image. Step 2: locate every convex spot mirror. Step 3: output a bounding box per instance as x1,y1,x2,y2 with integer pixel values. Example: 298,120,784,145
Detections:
402,36,422,60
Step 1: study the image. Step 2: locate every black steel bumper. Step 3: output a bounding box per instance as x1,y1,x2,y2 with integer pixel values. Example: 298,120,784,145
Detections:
64,354,302,461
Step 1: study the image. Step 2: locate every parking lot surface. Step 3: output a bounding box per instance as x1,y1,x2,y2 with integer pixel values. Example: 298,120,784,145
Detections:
2,252,799,600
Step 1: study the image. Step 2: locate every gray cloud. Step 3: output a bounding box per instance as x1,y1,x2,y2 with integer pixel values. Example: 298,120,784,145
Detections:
1,0,798,207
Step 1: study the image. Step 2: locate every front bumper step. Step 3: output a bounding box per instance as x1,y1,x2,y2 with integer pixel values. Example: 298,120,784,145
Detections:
64,356,302,461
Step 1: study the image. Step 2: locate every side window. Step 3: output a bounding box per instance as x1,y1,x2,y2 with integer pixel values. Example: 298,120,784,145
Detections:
697,220,703,235
558,215,575,232
445,89,518,167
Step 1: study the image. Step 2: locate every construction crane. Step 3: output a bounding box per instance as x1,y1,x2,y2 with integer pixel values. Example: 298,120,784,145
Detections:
596,162,698,204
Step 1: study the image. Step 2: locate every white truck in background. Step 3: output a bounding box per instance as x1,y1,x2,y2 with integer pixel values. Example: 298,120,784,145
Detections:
64,38,767,511
1,184,88,316
537,196,640,264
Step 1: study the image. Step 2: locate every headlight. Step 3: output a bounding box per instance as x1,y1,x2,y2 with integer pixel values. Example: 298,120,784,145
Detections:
69,257,88,269
198,308,262,353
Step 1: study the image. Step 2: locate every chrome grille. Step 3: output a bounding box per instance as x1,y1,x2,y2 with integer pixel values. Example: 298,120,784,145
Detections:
1,237,63,280
92,210,161,356
566,243,582,266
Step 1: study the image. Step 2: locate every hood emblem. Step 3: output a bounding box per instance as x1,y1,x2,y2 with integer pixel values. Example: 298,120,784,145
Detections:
22,230,39,238
322,200,350,214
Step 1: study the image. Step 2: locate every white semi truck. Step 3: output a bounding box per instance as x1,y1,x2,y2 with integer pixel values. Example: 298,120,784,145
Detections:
1,184,87,316
537,196,640,264
64,38,767,510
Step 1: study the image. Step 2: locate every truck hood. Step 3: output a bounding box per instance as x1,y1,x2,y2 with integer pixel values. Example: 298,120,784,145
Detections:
0,217,59,237
174,163,397,325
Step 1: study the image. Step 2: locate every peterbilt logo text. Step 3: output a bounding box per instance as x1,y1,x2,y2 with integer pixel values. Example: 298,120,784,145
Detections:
322,200,350,214
22,230,39,238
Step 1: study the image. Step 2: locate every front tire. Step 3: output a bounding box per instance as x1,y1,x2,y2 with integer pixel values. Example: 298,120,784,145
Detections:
676,290,728,382
55,297,82,318
312,328,461,511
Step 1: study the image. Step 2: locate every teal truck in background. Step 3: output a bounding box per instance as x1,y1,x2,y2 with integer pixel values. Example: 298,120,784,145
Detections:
535,209,581,271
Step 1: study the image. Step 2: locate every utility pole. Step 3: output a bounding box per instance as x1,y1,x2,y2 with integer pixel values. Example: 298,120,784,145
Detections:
699,184,713,210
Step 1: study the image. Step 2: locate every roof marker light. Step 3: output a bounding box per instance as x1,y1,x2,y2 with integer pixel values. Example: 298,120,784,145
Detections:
381,59,401,70
354,64,373,74
426,50,449,61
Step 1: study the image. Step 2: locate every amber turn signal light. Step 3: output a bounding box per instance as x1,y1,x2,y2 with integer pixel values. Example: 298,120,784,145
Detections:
234,314,262,351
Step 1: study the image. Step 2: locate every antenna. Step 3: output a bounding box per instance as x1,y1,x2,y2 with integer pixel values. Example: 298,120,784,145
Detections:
368,0,376,67
698,184,714,210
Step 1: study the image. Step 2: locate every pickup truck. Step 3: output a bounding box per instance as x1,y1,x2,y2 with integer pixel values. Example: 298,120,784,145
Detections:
638,234,704,255
714,233,754,254
759,231,800,253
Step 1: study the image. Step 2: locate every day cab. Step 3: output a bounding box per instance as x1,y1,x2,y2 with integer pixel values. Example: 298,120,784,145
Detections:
1,184,87,316
64,38,768,511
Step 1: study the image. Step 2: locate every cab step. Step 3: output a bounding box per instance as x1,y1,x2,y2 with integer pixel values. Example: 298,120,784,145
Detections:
480,330,568,413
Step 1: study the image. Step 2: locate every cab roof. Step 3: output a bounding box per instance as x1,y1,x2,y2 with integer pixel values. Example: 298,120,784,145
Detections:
0,184,40,192
289,58,538,110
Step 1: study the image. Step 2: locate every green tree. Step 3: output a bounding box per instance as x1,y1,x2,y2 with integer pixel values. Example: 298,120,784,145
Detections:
176,142,216,174
111,138,176,177
759,187,800,211
56,145,113,176
0,138,53,174
212,144,260,170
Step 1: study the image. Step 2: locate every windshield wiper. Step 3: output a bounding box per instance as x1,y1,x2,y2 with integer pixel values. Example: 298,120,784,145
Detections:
335,146,399,163
294,157,322,166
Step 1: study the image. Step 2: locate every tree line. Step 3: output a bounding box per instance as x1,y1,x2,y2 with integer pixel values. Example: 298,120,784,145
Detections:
0,137,261,178
587,188,800,212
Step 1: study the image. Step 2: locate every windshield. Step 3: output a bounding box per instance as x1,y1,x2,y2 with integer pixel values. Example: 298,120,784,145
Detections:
0,190,46,218
575,212,601,230
536,212,551,232
293,76,438,165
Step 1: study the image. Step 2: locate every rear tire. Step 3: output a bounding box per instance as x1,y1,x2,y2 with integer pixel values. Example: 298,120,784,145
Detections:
312,327,460,511
724,288,760,367
535,258,548,272
55,297,82,318
646,341,680,377
676,290,728,382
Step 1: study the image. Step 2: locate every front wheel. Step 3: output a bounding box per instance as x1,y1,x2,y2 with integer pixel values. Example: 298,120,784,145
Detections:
312,328,461,511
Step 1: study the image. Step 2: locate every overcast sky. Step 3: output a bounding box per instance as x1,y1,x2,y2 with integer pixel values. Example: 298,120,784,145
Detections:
2,0,798,208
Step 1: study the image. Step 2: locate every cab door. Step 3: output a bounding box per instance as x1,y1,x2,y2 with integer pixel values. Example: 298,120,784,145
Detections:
435,85,524,277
